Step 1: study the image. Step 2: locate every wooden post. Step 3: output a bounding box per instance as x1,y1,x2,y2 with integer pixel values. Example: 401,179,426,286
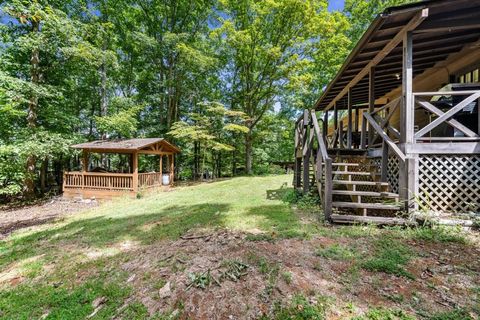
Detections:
403,31,414,145
333,103,338,148
132,151,138,193
477,97,480,135
381,140,388,182
339,120,344,149
169,154,174,185
399,31,418,209
368,67,375,147
302,110,311,194
82,151,89,172
360,111,367,149
159,154,163,174
81,151,89,190
355,108,359,133
324,158,333,222
347,88,353,149
323,110,328,143
294,124,301,188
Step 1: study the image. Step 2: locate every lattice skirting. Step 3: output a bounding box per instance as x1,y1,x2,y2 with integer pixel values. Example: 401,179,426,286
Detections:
387,156,400,194
418,155,480,213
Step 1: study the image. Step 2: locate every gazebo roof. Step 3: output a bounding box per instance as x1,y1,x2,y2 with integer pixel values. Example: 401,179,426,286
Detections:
71,138,180,154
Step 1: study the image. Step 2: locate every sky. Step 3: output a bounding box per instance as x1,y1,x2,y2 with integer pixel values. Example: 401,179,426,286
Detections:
328,0,345,12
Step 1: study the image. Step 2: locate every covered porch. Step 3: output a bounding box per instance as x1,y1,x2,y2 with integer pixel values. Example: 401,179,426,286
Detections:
63,138,181,199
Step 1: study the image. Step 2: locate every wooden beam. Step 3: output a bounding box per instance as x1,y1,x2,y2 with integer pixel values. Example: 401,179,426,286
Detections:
324,8,429,111
403,142,480,154
333,104,338,148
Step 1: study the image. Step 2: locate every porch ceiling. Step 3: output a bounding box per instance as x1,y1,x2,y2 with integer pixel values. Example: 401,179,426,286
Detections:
315,0,480,111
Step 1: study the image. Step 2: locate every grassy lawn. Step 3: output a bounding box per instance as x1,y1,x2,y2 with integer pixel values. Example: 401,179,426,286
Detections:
0,175,479,319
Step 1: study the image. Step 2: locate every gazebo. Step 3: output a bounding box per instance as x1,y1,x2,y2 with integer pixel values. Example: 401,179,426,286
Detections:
63,138,181,199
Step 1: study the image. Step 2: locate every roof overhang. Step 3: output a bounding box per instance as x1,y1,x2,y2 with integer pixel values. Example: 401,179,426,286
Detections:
71,138,181,154
315,0,480,111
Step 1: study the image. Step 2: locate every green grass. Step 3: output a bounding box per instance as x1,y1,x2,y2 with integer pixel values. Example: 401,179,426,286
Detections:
361,237,414,279
352,307,415,320
0,174,475,318
264,294,331,320
0,175,303,318
315,243,357,261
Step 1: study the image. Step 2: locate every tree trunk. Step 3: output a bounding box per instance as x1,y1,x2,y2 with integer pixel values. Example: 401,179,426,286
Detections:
245,130,253,175
24,19,41,198
193,141,200,180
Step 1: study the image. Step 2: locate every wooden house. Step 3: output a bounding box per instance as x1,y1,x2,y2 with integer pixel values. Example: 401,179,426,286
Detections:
294,0,480,224
63,138,180,199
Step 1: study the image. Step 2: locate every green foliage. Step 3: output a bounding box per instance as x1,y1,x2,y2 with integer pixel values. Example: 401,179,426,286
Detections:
352,307,415,320
407,226,467,244
266,295,331,320
362,237,414,279
0,0,404,198
95,101,144,138
315,244,356,261
428,309,474,320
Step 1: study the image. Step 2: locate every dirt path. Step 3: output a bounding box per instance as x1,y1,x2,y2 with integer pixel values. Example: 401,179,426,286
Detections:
0,197,98,239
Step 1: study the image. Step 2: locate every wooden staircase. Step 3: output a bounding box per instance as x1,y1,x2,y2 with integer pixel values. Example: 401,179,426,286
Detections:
328,158,406,224
294,109,409,225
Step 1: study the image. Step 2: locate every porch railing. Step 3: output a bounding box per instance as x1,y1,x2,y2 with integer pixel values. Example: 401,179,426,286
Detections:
413,90,480,142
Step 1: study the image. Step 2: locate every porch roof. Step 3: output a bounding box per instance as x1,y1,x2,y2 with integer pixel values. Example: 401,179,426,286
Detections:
71,138,181,154
315,0,480,111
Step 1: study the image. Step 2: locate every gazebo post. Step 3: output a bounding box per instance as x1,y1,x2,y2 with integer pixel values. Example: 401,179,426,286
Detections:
159,154,163,175
169,154,174,185
82,151,89,190
132,151,138,193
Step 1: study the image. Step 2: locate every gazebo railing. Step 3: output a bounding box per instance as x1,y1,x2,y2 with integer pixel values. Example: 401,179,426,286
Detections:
138,172,163,188
64,172,134,191
64,171,166,192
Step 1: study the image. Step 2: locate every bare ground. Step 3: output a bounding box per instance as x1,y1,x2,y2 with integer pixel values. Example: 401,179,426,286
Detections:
97,230,480,319
0,197,97,239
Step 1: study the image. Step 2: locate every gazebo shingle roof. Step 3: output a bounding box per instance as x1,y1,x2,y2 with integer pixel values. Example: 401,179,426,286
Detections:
71,138,180,153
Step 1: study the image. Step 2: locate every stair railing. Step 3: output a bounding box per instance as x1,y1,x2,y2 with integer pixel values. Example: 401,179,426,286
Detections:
310,110,333,221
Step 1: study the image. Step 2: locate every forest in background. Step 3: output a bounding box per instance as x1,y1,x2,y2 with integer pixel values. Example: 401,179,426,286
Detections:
0,0,412,201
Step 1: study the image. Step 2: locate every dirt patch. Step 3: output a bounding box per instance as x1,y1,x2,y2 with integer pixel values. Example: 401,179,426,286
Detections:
0,196,98,238
109,230,480,319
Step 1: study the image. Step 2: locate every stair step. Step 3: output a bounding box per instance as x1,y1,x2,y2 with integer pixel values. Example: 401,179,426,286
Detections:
332,171,371,176
332,190,399,198
331,214,410,225
332,201,401,210
333,180,389,186
333,162,377,167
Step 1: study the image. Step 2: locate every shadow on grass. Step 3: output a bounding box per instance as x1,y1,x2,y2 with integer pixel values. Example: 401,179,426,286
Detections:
0,203,229,268
244,204,306,238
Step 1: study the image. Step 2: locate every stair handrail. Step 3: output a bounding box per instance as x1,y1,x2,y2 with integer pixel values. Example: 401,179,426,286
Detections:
363,112,406,162
310,110,333,221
